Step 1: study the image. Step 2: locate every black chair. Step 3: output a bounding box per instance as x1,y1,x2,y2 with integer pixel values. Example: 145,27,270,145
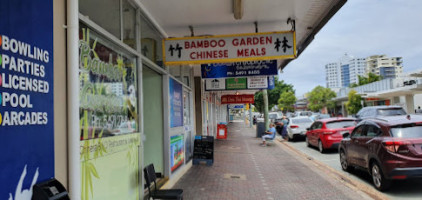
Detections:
144,164,183,200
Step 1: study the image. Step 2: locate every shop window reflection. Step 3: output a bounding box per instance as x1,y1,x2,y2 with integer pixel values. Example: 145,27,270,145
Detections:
141,15,164,67
79,24,139,140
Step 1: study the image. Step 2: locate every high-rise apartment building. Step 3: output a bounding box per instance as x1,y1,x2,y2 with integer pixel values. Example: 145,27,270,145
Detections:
349,58,367,84
325,54,401,88
325,62,341,88
326,54,366,88
366,55,403,79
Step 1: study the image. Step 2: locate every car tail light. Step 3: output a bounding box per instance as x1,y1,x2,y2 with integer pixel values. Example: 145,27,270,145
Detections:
290,125,299,128
392,175,407,180
382,140,410,153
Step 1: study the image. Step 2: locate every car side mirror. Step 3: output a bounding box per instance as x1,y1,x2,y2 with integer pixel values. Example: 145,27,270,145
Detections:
355,114,360,118
343,133,350,138
306,128,311,131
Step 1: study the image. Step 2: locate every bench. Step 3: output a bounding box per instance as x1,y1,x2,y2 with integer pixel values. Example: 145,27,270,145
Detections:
144,164,183,200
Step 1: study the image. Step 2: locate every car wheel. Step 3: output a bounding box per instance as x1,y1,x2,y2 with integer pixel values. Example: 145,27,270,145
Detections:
288,134,294,142
340,149,352,172
305,137,311,147
371,162,391,191
318,140,325,153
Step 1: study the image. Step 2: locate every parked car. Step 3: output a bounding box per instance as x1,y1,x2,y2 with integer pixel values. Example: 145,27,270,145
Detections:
339,115,422,191
318,114,331,119
286,116,313,141
295,111,313,117
269,112,282,122
355,105,407,122
115,120,137,135
306,118,356,153
285,112,294,118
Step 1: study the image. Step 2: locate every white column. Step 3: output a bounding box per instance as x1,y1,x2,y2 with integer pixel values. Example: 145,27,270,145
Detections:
405,94,415,114
67,0,80,198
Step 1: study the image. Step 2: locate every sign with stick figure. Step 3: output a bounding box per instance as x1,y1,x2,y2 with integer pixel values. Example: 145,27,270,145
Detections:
163,31,296,65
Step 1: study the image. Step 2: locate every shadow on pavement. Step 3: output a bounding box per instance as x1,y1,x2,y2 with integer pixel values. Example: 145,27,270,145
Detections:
344,166,422,197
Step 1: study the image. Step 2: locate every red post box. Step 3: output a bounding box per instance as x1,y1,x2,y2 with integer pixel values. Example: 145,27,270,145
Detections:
216,124,227,139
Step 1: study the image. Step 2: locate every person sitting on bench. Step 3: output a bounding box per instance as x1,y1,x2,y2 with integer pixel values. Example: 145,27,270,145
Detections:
261,123,276,146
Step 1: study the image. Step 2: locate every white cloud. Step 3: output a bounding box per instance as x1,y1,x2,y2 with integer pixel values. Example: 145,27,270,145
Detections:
280,0,422,96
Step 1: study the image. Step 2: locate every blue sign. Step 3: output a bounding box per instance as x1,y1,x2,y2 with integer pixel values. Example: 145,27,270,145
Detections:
229,105,244,109
0,1,54,199
201,60,278,78
169,78,183,127
268,76,275,90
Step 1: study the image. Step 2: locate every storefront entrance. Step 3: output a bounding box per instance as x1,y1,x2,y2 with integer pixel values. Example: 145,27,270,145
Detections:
143,66,165,174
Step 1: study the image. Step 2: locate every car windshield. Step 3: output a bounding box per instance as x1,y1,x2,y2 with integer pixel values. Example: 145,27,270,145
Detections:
292,118,312,124
326,120,355,129
269,114,278,119
377,108,406,116
391,124,422,138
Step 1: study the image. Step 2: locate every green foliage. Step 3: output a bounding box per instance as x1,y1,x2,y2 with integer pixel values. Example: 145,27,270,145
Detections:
357,73,382,86
278,91,297,112
307,86,336,112
349,83,359,88
254,77,294,112
346,90,362,115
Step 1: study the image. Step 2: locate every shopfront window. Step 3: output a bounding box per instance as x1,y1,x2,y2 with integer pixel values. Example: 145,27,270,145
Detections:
80,0,121,39
122,0,137,49
79,24,138,140
80,0,137,49
140,14,164,67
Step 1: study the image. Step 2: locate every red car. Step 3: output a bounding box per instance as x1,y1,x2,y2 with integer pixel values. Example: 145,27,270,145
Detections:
339,115,422,191
306,118,356,153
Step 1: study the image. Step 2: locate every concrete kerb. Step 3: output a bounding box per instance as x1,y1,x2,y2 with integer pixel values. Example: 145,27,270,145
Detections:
274,138,389,200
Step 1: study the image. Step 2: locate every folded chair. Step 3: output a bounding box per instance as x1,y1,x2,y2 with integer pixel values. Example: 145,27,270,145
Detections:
144,164,183,200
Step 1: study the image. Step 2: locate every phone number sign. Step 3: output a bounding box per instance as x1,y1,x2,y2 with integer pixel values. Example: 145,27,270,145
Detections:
163,31,296,65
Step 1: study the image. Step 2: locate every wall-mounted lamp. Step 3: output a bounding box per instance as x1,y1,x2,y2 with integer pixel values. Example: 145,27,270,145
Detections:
233,0,243,20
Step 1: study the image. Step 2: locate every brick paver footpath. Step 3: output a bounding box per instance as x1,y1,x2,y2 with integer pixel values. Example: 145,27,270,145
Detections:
173,122,373,200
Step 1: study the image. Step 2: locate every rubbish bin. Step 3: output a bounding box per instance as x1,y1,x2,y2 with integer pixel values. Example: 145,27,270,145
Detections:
256,122,266,138
216,123,227,139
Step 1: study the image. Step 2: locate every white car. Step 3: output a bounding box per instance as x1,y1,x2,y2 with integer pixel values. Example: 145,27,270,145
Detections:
268,112,282,122
287,116,313,141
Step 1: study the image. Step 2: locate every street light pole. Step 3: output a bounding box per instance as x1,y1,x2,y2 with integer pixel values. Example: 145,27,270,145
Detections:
263,89,269,130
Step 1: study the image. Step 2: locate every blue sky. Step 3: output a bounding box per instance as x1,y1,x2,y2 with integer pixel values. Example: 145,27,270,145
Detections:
280,0,422,97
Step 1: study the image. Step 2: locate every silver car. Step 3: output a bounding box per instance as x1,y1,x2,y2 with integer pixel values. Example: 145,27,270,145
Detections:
287,116,313,141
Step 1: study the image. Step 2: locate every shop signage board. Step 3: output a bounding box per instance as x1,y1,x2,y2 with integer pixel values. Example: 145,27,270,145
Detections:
268,76,275,90
205,78,225,90
248,76,268,89
170,135,185,172
201,60,278,78
0,1,55,199
228,104,244,109
204,76,275,91
170,78,183,127
221,95,254,104
226,77,247,90
163,31,296,65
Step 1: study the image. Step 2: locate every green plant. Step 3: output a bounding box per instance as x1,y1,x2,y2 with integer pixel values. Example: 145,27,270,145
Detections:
346,90,362,115
278,91,297,112
307,86,336,112
254,77,294,112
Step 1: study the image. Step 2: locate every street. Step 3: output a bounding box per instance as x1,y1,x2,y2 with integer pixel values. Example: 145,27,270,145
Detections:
285,138,422,200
